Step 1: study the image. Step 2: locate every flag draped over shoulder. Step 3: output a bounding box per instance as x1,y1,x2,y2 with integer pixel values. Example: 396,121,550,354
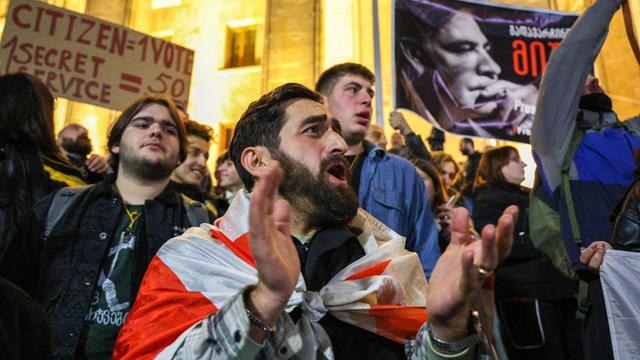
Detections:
113,190,429,359
600,250,640,360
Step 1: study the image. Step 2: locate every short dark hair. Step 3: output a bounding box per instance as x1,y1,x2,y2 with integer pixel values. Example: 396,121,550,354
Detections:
185,120,213,143
461,137,474,147
412,159,448,209
107,95,187,170
315,63,375,96
58,123,88,139
216,149,231,166
474,146,518,188
229,83,322,191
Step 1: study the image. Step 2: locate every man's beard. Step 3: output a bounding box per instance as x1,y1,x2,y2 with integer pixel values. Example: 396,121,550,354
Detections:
119,142,177,181
60,137,92,157
272,150,359,230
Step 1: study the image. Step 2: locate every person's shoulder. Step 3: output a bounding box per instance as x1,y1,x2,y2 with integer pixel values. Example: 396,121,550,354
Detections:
380,150,416,169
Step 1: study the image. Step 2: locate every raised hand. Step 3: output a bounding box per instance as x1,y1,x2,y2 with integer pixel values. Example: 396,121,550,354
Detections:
389,111,413,135
246,162,300,341
85,154,112,174
426,206,517,341
579,241,612,273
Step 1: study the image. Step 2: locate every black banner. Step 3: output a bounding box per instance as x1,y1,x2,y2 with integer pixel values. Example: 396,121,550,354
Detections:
395,0,578,143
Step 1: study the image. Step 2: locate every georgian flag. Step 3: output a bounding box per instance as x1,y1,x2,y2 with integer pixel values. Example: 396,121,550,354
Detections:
600,250,640,360
113,190,429,359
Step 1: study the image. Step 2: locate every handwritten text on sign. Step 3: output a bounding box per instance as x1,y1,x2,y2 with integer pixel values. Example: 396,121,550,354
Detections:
0,0,194,111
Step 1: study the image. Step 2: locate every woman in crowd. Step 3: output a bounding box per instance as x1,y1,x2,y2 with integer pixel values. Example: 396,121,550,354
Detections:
472,146,582,360
0,73,85,259
412,159,451,252
431,151,459,193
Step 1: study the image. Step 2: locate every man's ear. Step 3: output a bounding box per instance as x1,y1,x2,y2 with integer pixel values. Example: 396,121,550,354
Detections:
400,39,426,75
240,146,272,178
110,143,120,155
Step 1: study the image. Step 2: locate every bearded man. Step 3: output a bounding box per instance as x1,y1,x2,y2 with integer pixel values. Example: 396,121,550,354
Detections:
57,123,112,183
114,84,517,360
0,95,209,359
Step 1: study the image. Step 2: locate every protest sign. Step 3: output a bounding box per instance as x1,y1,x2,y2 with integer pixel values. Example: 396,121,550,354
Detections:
0,0,194,111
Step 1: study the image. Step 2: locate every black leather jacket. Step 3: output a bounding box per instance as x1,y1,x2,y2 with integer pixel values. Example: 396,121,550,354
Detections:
611,179,640,251
0,177,195,359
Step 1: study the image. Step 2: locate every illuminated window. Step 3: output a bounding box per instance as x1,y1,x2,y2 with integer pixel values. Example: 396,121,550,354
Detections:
224,24,259,68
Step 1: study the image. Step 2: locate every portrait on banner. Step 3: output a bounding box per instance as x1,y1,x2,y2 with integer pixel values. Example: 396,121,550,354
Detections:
394,0,578,143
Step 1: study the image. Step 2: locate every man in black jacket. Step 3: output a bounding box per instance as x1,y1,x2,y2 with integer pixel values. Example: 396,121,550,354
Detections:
0,95,207,359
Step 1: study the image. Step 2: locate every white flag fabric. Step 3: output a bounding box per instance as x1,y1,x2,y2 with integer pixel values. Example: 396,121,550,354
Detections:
600,249,640,360
113,190,429,359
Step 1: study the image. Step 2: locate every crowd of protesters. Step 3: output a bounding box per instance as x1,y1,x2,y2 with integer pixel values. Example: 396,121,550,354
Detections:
0,0,639,359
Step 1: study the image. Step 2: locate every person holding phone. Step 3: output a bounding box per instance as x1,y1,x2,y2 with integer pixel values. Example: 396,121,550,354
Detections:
472,146,583,360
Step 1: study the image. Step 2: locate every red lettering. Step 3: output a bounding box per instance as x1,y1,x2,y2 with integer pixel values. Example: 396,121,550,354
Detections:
163,43,174,69
45,9,64,36
60,73,75,93
171,78,185,97
90,56,105,78
529,41,546,77
138,36,148,61
33,6,44,33
110,28,127,56
512,40,528,76
45,48,58,67
100,84,111,104
174,46,185,72
77,19,95,45
86,80,99,100
73,77,86,97
1,36,19,73
59,50,72,72
150,38,165,64
65,15,76,41
34,45,45,66
184,51,194,75
13,42,33,65
12,4,32,29
74,53,87,74
45,71,59,92
96,23,111,50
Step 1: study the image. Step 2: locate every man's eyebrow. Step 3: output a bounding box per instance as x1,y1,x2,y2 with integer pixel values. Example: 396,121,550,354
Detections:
344,81,375,98
343,81,363,89
131,116,177,127
298,114,328,129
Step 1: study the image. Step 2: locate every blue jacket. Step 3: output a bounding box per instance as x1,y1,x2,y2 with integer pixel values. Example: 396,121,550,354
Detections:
531,0,640,271
358,141,440,277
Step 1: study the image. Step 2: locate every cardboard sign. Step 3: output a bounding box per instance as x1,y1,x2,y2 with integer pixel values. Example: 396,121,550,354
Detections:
0,0,194,111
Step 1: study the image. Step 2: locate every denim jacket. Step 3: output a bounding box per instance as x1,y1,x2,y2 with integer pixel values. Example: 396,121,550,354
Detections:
358,141,440,277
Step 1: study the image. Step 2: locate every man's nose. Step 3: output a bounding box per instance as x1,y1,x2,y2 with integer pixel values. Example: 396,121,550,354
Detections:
148,122,163,137
328,129,348,154
196,154,207,167
478,49,501,79
360,91,372,106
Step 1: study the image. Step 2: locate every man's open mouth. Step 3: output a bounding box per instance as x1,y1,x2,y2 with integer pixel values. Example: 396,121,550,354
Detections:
326,161,348,184
356,111,371,123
